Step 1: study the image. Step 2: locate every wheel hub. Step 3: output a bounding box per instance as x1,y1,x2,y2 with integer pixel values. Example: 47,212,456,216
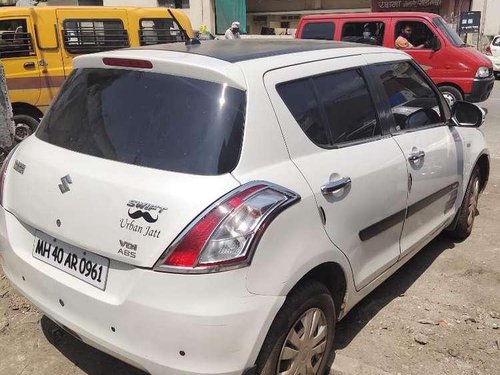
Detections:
467,178,480,228
277,307,328,375
14,123,32,142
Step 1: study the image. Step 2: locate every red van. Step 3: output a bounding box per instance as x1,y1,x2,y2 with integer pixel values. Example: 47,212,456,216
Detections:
296,12,495,105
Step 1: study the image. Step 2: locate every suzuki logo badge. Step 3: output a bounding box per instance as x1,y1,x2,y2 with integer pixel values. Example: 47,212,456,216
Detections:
58,175,72,194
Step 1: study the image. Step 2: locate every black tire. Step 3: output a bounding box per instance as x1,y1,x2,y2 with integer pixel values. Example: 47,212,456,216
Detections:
12,114,39,142
447,166,481,241
439,85,463,107
255,281,336,375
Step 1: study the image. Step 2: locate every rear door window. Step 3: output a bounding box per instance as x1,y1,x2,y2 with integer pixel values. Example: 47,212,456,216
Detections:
277,79,329,147
277,69,381,147
301,22,335,40
36,69,246,175
313,70,381,145
341,21,385,45
139,18,185,45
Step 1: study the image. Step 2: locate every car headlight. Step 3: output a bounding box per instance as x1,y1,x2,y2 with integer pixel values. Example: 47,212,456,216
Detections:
475,66,490,78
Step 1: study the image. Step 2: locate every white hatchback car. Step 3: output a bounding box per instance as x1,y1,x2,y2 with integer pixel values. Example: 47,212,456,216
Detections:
486,35,500,78
0,40,490,375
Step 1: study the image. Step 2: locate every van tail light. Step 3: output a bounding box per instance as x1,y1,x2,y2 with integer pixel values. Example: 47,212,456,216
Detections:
0,145,18,207
485,46,492,56
154,182,300,274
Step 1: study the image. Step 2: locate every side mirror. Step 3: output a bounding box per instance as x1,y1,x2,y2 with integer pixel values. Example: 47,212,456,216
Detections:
451,101,485,127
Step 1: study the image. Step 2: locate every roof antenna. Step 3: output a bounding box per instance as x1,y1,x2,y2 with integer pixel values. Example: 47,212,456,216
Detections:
167,8,201,46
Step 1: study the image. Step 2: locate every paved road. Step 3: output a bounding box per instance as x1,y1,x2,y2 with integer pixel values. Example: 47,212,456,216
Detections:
1,82,499,375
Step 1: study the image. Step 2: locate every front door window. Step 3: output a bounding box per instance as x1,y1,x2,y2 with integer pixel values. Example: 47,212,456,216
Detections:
395,21,439,50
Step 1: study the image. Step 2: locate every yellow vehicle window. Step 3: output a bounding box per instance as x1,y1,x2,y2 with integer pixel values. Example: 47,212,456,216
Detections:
0,19,34,58
139,18,185,46
62,19,129,54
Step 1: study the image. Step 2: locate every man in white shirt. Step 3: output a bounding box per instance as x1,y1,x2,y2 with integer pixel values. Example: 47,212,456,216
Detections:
224,21,241,40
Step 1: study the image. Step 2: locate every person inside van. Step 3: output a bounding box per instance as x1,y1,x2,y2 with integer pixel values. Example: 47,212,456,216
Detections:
395,24,425,49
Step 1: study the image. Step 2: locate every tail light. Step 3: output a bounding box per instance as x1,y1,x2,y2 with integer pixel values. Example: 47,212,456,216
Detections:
154,182,300,274
0,145,18,207
486,46,492,56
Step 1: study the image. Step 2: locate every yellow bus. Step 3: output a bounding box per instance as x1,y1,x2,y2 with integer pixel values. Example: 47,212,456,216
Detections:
0,6,193,140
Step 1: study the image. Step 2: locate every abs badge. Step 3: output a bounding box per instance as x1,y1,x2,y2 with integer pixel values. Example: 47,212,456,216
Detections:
118,240,137,259
119,200,167,239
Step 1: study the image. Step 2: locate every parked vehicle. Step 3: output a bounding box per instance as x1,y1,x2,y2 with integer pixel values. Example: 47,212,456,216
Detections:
486,35,500,78
296,12,495,107
0,40,489,375
0,6,193,141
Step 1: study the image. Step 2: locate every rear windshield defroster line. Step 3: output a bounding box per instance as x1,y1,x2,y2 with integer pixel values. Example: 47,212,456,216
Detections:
36,68,246,176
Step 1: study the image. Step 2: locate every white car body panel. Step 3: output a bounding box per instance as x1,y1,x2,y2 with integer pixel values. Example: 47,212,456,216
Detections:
74,49,248,90
5,136,240,267
392,126,460,257
488,36,500,72
262,56,408,291
0,207,282,375
0,41,489,374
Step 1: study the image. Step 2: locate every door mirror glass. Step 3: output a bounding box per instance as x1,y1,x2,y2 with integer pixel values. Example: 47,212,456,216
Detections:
451,101,485,127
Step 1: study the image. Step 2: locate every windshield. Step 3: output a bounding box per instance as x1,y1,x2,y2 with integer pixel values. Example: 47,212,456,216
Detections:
37,69,246,176
433,17,465,47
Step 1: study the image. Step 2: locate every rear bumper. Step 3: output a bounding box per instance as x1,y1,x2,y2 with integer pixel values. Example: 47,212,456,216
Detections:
464,75,495,102
0,208,284,375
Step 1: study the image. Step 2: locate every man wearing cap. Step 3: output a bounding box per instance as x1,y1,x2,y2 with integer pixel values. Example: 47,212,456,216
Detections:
225,21,241,39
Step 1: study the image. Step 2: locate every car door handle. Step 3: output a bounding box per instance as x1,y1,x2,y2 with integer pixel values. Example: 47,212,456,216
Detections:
321,177,351,195
408,150,425,162
23,62,35,70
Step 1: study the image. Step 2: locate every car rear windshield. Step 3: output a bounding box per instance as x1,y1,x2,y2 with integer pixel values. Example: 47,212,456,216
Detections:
36,68,246,176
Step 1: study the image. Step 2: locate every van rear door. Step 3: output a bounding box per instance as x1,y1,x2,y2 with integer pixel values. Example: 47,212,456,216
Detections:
1,15,41,110
55,9,130,76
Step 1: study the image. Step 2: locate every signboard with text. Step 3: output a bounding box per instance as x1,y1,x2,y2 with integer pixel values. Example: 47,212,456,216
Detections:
372,0,442,12
459,11,481,34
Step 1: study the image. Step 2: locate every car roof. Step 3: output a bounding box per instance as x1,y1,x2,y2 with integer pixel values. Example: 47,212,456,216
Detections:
300,11,439,20
132,39,366,63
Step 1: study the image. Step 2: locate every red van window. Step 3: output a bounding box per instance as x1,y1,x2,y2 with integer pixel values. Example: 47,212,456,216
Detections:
394,21,439,50
341,21,385,46
301,22,334,40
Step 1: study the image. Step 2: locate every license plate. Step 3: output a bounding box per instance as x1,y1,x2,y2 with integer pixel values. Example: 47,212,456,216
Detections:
32,232,109,290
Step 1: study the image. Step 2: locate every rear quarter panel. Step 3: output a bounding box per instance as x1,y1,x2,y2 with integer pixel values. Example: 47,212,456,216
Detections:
455,126,489,199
